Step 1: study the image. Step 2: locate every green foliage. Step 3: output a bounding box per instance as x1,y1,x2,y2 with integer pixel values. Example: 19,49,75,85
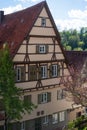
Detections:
67,116,87,130
60,27,87,51
73,47,83,51
65,45,72,50
0,44,36,123
68,121,75,129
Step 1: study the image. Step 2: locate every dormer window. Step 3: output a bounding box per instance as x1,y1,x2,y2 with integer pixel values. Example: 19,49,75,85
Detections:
41,18,46,27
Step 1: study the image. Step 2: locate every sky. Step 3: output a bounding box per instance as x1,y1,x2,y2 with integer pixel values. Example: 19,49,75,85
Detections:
0,0,87,31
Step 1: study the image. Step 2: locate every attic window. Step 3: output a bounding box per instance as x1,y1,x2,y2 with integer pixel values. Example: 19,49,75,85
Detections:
41,18,46,27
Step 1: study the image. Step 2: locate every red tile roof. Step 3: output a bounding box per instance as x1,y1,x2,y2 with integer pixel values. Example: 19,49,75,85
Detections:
65,51,87,72
0,1,46,56
0,1,61,58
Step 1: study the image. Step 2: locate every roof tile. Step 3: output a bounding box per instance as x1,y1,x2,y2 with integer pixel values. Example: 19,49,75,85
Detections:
0,1,46,56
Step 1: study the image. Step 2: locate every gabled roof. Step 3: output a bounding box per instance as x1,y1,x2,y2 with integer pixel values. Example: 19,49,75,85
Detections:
65,51,87,72
0,1,61,58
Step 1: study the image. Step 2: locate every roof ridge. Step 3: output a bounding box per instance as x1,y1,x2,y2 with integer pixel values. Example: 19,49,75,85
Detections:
5,1,46,16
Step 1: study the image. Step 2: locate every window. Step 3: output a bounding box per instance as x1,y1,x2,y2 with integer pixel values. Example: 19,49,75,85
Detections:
39,45,46,53
36,45,48,54
41,93,47,103
17,67,21,81
52,65,58,77
59,111,65,122
41,66,47,79
21,121,25,130
76,112,81,118
15,66,25,82
43,116,48,124
38,92,51,104
52,113,58,124
49,64,60,78
41,18,46,27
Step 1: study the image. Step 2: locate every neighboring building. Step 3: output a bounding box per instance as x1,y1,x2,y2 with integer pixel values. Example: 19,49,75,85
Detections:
0,1,83,130
65,51,87,71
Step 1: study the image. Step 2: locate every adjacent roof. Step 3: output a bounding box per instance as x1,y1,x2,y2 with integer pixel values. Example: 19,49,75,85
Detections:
0,1,61,58
65,51,87,72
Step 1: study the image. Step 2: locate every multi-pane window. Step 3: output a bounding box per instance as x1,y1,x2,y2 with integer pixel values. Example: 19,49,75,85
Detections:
21,121,25,130
43,116,48,124
41,18,46,27
49,64,60,78
41,66,47,79
36,45,48,54
52,65,58,77
59,111,65,122
39,45,46,53
38,92,51,104
52,113,58,124
41,93,47,103
15,66,25,82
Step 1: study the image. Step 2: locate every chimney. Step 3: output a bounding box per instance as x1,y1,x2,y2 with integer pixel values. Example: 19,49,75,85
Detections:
0,11,4,24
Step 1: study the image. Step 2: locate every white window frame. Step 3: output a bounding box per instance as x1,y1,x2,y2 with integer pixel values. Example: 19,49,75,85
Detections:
52,113,58,124
39,45,46,53
41,17,46,27
17,67,21,81
52,64,58,77
41,92,47,103
41,66,47,78
59,111,65,122
43,116,48,124
21,121,25,130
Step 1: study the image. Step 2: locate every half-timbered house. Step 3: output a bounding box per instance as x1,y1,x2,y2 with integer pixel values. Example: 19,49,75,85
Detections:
0,1,83,130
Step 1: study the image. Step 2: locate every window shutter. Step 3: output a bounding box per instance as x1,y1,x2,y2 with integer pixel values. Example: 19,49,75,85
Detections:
46,45,48,53
24,95,31,103
36,45,39,53
47,92,51,102
49,65,52,78
21,66,26,81
58,65,60,77
38,67,42,79
29,65,37,81
62,89,66,98
38,94,42,104
57,89,63,100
